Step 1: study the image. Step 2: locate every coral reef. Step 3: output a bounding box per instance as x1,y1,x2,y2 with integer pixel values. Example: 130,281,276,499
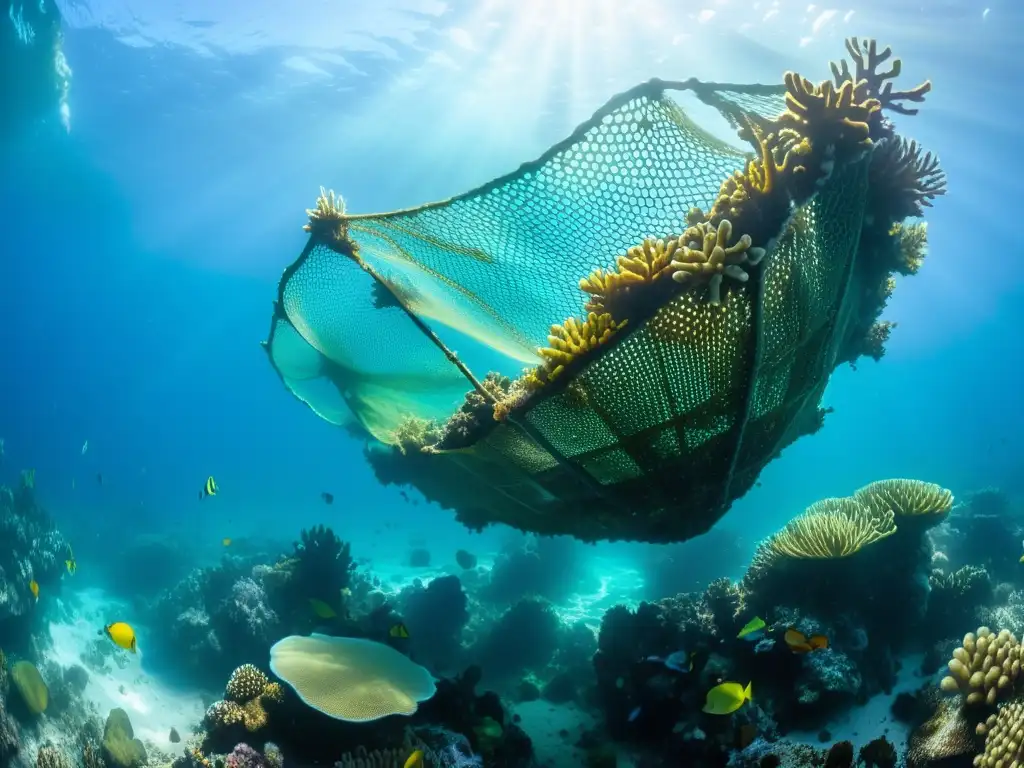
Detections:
475,599,562,683
484,535,593,605
0,481,69,623
206,664,283,733
400,575,469,673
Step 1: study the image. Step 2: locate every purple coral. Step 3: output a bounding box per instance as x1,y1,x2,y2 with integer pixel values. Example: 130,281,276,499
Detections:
227,578,279,640
225,743,267,768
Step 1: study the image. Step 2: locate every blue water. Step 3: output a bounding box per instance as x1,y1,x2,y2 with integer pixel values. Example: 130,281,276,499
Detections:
2,1,1023,762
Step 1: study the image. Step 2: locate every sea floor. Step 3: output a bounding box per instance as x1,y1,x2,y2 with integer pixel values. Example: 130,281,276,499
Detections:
47,587,206,748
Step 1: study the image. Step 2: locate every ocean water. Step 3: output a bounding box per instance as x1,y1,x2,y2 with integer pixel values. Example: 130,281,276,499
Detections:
2,1,1023,767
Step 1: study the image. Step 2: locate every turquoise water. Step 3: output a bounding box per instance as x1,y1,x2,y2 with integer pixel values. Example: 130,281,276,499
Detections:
2,2,1022,767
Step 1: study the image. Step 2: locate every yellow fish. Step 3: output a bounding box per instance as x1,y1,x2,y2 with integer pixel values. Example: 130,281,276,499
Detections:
737,616,766,641
403,750,424,768
29,580,39,600
65,544,76,575
222,538,232,547
308,598,337,619
104,622,138,653
389,623,410,639
199,476,217,500
703,681,752,715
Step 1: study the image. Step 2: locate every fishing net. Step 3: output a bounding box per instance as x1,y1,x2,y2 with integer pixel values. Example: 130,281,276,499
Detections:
265,39,944,543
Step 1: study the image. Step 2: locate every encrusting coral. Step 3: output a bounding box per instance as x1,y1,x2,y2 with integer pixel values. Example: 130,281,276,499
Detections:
939,627,1021,707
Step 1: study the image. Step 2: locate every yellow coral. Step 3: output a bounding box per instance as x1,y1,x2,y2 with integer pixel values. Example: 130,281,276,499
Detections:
763,497,895,560
710,126,806,222
940,627,1021,707
669,219,762,306
890,221,928,275
579,237,681,314
226,664,271,703
303,187,351,250
538,312,627,382
854,478,953,527
975,701,1024,766
780,72,881,151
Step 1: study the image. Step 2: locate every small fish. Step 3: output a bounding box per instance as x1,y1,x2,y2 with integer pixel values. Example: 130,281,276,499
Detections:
737,616,766,642
321,492,334,505
81,440,88,455
646,650,693,673
96,472,103,485
615,677,625,690
784,627,828,654
340,587,352,598
222,538,232,547
308,598,337,619
389,622,410,639
628,706,642,723
65,557,77,576
72,478,76,490
703,681,752,715
199,476,217,500
103,622,138,653
403,750,424,768
29,579,39,600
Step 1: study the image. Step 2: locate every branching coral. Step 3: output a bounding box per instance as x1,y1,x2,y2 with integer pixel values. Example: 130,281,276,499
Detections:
536,312,627,382
871,137,946,221
975,700,1024,766
391,415,443,454
579,236,681,315
939,627,1021,706
226,664,274,703
854,479,953,528
889,221,929,275
780,72,880,152
830,37,931,115
710,124,808,222
303,187,351,250
669,219,762,306
758,497,896,560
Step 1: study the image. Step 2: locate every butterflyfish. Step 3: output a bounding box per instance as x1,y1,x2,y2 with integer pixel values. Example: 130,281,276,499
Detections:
703,681,752,715
737,616,766,641
222,538,232,547
29,580,39,600
783,627,828,653
389,622,410,639
199,476,217,500
308,598,337,619
65,544,76,575
403,751,424,768
104,622,138,653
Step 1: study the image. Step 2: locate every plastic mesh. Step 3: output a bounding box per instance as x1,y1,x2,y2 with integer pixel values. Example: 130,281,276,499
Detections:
265,77,883,542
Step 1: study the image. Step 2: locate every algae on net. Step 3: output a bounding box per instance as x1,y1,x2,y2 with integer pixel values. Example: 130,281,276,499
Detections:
264,38,945,543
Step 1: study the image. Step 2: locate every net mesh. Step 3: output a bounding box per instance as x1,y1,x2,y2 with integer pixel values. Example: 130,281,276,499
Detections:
264,70,921,542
